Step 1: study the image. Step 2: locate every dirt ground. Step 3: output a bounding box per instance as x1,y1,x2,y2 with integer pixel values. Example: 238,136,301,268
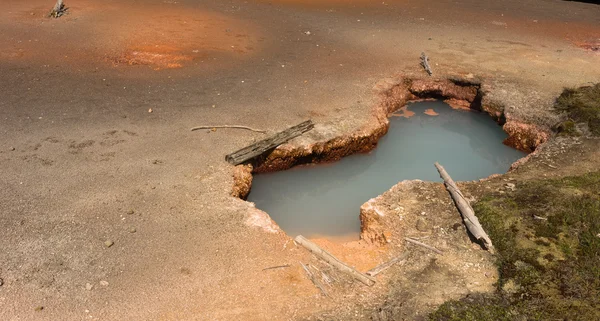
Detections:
1,0,600,320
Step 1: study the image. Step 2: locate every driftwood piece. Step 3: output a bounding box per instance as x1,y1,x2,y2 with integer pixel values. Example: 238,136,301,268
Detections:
225,120,314,165
434,162,495,253
191,125,267,134
366,252,408,277
294,235,375,286
405,237,443,255
262,264,291,271
300,262,328,296
420,52,432,76
49,0,67,18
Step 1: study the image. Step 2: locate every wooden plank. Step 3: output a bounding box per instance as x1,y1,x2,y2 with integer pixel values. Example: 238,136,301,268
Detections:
294,235,375,286
366,252,408,277
225,120,314,165
434,162,495,253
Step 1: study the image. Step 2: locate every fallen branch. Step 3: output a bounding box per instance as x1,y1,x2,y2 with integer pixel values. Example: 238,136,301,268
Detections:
294,235,375,286
300,262,328,296
226,120,314,165
366,252,409,277
435,162,495,254
420,52,433,76
262,264,291,271
191,125,267,134
405,237,443,255
49,0,67,18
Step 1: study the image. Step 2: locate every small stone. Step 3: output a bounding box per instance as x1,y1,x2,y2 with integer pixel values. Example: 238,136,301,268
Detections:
129,227,136,233
85,283,93,291
0,278,4,286
416,218,429,232
35,306,44,311
104,240,114,248
9,147,15,151
127,209,134,215
99,280,109,287
148,108,153,113
452,222,463,231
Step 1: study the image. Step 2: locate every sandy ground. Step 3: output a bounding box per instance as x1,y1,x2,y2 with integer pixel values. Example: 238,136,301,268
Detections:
1,0,600,320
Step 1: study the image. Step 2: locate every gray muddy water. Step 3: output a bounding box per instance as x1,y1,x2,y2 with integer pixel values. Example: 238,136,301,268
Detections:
247,101,526,240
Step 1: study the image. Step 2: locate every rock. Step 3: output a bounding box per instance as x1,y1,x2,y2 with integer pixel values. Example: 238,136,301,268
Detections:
127,209,134,215
0,277,3,286
129,227,136,233
35,306,44,311
9,147,15,151
505,183,516,191
99,280,109,286
104,240,114,248
85,283,93,291
416,218,429,232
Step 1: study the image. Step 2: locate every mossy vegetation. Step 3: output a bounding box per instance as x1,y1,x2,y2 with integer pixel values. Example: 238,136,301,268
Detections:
554,83,600,136
430,172,600,321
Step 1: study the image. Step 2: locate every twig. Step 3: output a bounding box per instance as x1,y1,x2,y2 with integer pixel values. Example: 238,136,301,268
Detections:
405,237,443,255
191,125,267,133
542,162,558,169
366,252,409,277
300,262,328,296
420,52,433,76
533,215,548,221
262,264,291,271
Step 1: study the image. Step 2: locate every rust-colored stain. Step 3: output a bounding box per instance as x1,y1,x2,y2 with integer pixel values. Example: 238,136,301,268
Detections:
390,106,416,119
424,108,439,116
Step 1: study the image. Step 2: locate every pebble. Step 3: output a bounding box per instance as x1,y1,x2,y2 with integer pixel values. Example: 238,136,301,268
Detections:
9,147,15,151
85,283,93,291
35,306,44,311
0,278,3,286
129,227,136,233
99,280,109,287
127,209,135,215
104,240,114,248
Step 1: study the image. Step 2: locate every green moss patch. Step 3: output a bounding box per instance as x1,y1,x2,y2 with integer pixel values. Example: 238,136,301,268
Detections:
554,83,600,136
430,172,600,321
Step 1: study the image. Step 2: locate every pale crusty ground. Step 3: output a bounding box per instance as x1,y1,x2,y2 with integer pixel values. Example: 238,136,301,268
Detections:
1,0,600,320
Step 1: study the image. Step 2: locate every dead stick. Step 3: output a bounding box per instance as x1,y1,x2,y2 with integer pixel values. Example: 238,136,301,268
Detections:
435,162,495,254
262,264,291,271
405,238,443,255
191,125,267,133
295,235,375,286
366,252,409,277
300,262,328,296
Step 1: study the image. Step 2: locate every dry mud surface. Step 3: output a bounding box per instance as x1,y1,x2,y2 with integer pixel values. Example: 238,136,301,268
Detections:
1,0,600,320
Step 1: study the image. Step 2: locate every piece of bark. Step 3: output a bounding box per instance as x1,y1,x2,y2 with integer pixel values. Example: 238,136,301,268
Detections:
225,120,314,165
420,52,433,76
434,162,495,253
294,235,375,286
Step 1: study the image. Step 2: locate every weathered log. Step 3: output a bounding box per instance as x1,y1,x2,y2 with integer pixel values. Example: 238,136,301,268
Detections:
225,120,314,165
294,235,375,286
366,252,408,277
434,162,495,253
420,52,432,76
405,237,443,255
